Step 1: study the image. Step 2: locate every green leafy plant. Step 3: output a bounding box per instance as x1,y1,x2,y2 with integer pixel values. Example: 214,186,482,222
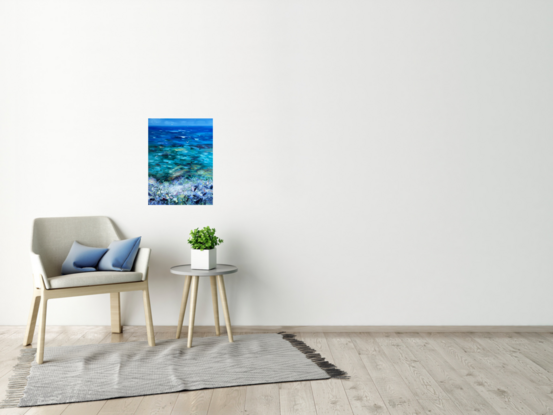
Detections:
187,226,224,251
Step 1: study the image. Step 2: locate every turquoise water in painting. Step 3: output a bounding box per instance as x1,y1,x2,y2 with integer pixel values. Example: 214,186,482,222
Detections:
148,120,213,205
148,126,213,181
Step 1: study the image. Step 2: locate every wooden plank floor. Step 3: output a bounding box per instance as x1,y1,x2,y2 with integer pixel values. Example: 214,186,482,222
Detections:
1,327,553,414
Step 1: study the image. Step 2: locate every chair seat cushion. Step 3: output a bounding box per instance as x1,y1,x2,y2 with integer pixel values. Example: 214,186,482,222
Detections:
48,271,143,289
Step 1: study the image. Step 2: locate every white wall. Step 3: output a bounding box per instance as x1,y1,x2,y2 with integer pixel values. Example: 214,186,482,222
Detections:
1,0,552,326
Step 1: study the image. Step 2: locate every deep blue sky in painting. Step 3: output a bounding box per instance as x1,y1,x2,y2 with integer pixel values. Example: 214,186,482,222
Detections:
148,118,213,128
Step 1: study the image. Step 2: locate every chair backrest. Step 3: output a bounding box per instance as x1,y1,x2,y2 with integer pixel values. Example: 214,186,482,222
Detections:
31,216,123,278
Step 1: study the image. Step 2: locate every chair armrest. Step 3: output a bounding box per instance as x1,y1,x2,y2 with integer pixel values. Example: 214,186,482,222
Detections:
133,248,151,281
30,253,50,289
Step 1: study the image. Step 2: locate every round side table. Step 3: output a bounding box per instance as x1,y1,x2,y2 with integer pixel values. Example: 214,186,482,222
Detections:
170,264,238,348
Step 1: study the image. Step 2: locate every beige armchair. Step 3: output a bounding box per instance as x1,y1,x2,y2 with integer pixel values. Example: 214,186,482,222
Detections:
24,216,155,364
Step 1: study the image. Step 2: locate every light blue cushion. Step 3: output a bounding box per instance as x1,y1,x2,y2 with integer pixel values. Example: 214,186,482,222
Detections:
61,241,109,275
98,237,141,272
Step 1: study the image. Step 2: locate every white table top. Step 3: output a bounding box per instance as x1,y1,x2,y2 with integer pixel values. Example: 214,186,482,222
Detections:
170,264,238,277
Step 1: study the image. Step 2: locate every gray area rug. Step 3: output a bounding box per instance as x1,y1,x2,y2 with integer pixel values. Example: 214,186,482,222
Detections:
1,333,347,408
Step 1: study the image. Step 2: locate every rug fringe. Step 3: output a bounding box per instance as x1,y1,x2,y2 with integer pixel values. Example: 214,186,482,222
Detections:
278,332,350,380
0,348,35,408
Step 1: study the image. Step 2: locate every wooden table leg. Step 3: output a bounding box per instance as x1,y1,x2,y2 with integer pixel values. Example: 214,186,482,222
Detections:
187,276,199,348
176,275,192,339
216,275,234,343
210,275,220,336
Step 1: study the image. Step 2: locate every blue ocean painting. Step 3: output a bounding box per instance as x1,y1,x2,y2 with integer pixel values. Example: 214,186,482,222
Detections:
148,118,213,205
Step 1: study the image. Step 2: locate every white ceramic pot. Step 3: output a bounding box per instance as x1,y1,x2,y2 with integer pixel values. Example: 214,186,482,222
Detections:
191,248,216,270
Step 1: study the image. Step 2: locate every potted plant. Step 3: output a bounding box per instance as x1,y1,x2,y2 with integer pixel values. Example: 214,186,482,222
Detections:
188,226,223,270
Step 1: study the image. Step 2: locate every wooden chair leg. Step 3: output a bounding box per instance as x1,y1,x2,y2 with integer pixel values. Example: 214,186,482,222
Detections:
176,275,192,339
36,296,48,364
187,276,199,348
23,289,41,346
216,275,234,343
110,292,122,334
142,288,155,347
210,275,220,336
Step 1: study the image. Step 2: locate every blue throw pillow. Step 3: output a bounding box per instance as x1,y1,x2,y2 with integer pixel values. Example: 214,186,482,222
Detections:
97,237,141,272
61,241,109,275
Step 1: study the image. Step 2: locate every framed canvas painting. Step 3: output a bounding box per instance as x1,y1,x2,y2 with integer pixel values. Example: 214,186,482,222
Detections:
148,118,213,205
